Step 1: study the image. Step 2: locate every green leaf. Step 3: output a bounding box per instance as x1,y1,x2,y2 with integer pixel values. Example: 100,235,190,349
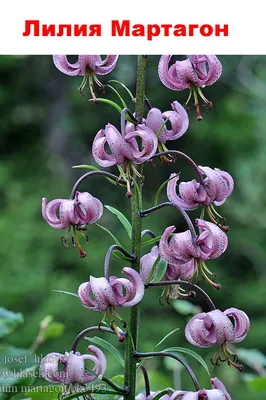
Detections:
156,117,170,138
43,322,65,341
110,375,124,384
153,328,180,350
145,256,160,284
163,347,210,376
105,205,132,239
141,236,161,248
0,307,24,338
72,164,99,170
96,223,122,246
113,250,132,262
89,98,123,114
247,376,266,392
106,84,127,108
109,80,135,101
154,174,179,206
152,390,172,400
53,290,79,298
152,260,168,283
85,336,124,367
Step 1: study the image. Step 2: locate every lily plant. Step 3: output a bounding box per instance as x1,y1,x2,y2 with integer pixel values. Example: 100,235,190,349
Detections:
40,55,250,400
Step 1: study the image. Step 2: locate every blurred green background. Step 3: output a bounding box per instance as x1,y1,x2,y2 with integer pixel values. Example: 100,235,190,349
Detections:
0,55,266,399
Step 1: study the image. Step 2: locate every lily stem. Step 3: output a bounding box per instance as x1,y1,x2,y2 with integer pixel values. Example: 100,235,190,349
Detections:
124,55,147,400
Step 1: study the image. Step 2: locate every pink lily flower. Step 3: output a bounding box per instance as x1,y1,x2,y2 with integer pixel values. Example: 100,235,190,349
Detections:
53,55,119,100
158,55,222,120
146,101,189,144
42,191,103,257
167,167,234,210
40,346,106,384
42,191,103,230
78,267,145,311
159,220,228,266
92,123,158,167
185,308,250,370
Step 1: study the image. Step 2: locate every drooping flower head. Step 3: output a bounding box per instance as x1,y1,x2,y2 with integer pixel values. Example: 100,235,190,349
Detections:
158,55,222,120
146,100,189,142
53,55,119,101
40,346,106,385
42,191,103,257
185,308,250,370
92,122,158,196
167,167,234,229
159,220,228,289
78,267,144,337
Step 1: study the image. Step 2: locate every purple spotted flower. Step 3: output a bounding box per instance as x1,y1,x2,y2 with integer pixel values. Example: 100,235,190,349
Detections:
53,55,119,100
159,220,228,265
170,377,231,399
158,55,222,120
185,308,250,370
92,123,158,167
167,167,234,210
146,101,189,144
40,346,106,384
140,245,195,283
78,267,144,311
42,191,103,257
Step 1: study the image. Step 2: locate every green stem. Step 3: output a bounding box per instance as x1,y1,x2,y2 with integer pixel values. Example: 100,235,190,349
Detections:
124,55,147,399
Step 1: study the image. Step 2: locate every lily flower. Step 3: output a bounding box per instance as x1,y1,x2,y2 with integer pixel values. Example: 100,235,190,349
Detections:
40,346,106,385
53,55,119,101
92,123,158,196
158,55,222,120
78,267,144,335
185,308,250,370
42,191,103,258
146,101,189,143
159,220,228,289
167,167,234,229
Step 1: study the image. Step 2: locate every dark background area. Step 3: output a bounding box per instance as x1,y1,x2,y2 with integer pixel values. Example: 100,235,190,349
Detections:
0,55,266,399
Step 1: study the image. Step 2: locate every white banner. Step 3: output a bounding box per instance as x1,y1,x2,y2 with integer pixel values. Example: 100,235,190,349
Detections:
0,0,264,54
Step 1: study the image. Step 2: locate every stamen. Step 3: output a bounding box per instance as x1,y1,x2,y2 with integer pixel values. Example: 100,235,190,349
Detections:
88,73,98,104
93,74,103,88
192,86,203,121
73,227,87,258
61,227,71,248
197,87,213,108
199,262,221,290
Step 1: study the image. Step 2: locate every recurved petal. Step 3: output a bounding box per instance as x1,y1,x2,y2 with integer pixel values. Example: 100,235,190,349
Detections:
196,219,228,259
213,168,234,206
167,174,199,210
211,378,232,400
159,225,179,264
86,345,107,376
110,277,134,305
75,192,103,224
78,282,99,310
170,231,197,262
146,108,167,142
40,353,61,383
42,198,68,229
105,123,133,164
53,55,82,76
185,313,215,348
158,55,187,90
121,267,145,307
125,125,158,163
90,276,119,310
203,55,223,86
207,309,235,345
223,308,250,343
95,55,119,75
171,391,198,400
92,129,118,167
